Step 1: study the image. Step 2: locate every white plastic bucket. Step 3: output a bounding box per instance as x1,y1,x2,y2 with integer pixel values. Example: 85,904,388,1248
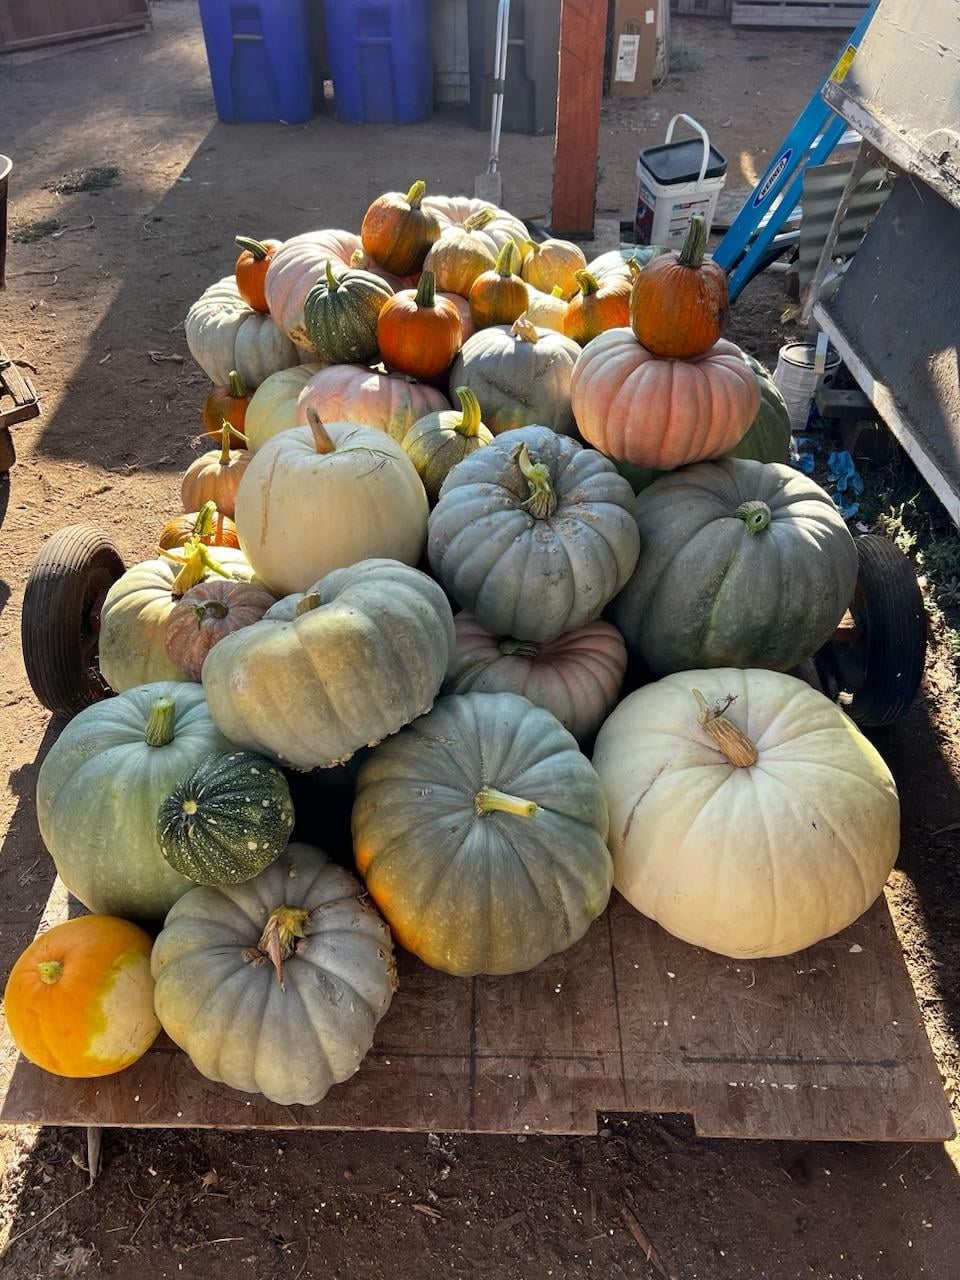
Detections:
635,115,727,249
773,341,841,433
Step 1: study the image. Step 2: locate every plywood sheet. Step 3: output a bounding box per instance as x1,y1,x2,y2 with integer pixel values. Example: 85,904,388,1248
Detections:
0,0,150,53
0,893,952,1142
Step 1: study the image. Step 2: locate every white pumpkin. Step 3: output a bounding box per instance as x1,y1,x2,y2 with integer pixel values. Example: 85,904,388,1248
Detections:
185,276,299,388
263,229,363,349
245,362,325,453
234,413,428,597
592,668,901,959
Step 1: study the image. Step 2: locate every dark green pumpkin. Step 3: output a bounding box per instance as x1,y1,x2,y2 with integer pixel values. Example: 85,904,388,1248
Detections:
303,260,393,363
157,750,295,885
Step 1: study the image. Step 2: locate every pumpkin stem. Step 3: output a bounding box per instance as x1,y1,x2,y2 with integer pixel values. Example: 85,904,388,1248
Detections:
404,179,427,208
234,236,270,261
350,247,369,270
693,689,758,769
499,638,539,659
251,905,311,990
306,407,337,456
574,269,601,297
193,599,229,625
192,501,219,541
414,269,437,309
474,786,538,818
522,239,539,259
516,444,558,520
217,420,244,464
162,539,234,596
494,240,519,277
324,258,341,293
550,285,565,298
295,592,323,617
734,500,772,535
37,959,63,985
144,696,177,748
511,313,540,344
464,208,497,231
453,387,483,438
678,215,707,270
227,370,248,399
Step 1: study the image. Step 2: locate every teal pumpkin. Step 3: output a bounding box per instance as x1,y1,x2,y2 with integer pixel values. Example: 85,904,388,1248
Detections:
302,260,393,364
157,750,295,885
36,683,233,919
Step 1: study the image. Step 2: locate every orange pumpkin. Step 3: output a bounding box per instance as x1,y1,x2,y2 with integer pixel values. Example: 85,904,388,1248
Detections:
629,215,729,358
361,179,441,277
569,331,761,469
234,236,281,313
4,915,160,1078
164,578,276,680
159,500,240,551
377,270,463,380
181,422,250,518
469,241,528,329
562,270,631,345
521,237,586,299
202,370,249,448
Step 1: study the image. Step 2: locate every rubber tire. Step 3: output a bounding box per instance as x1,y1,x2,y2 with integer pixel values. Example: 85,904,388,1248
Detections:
842,534,927,728
22,524,124,718
0,427,15,473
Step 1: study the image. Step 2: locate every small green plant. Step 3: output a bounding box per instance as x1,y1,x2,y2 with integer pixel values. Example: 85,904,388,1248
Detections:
51,165,120,195
11,218,61,243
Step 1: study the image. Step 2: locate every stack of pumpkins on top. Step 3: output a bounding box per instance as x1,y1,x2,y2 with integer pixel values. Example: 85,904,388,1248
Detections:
6,184,900,1110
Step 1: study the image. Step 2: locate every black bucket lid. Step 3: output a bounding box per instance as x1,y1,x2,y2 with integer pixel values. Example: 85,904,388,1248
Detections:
639,139,727,185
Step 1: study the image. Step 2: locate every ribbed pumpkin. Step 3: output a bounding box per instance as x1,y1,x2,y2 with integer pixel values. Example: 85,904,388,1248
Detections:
445,613,627,743
234,236,280,313
586,245,664,286
151,843,397,1104
353,691,613,976
563,270,631,345
202,370,249,448
376,270,463,380
439,290,476,342
609,459,859,675
234,414,428,597
448,315,580,436
186,276,299,388
202,559,455,769
37,683,234,918
593,668,900,958
726,354,791,463
297,364,450,444
428,425,640,642
401,386,493,501
98,541,258,691
521,237,587,299
164,579,277,681
523,284,568,333
361,179,440,276
4,916,160,1078
157,750,294,884
158,502,240,551
630,215,729,359
244,361,325,453
181,422,251,519
302,260,393,364
263,229,364,348
569,330,761,469
421,195,500,228
468,241,528,329
422,222,497,296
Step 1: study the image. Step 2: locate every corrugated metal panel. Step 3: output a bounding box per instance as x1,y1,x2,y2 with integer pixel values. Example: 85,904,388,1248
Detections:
797,160,890,290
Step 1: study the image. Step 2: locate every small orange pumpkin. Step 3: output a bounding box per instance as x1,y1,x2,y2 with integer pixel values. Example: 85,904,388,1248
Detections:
469,241,528,329
521,237,587,300
377,270,463,380
422,223,497,297
361,179,441,277
202,370,249,448
164,578,276,680
234,236,281,313
181,422,250,518
629,215,730,358
159,500,240,551
4,915,160,1078
563,270,631,345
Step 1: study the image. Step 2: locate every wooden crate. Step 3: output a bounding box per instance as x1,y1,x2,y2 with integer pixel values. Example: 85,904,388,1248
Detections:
0,0,151,53
731,1,869,26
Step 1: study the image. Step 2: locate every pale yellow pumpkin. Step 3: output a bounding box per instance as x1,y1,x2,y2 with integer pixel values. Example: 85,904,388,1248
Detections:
245,362,325,453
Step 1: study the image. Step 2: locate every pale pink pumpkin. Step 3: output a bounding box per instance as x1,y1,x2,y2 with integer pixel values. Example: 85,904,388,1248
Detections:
164,579,276,681
264,230,363,349
296,365,451,443
444,613,628,743
439,291,476,343
569,331,761,470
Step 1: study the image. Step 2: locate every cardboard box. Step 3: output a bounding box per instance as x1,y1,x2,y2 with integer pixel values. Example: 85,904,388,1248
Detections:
610,0,659,99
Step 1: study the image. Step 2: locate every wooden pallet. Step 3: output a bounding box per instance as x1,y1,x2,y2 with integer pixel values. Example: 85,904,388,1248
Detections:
0,344,41,471
672,0,731,16
0,893,952,1142
731,1,869,26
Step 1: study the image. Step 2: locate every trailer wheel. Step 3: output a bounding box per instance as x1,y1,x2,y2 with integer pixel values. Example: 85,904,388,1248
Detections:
814,534,926,728
22,524,124,718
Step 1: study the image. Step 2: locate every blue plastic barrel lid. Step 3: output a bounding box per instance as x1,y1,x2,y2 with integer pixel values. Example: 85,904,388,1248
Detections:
639,140,727,185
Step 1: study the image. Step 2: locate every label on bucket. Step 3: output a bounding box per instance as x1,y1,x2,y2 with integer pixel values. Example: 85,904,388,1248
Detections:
615,35,641,83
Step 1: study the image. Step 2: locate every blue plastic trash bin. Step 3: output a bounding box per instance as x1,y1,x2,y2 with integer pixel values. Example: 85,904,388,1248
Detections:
198,0,313,124
322,0,433,125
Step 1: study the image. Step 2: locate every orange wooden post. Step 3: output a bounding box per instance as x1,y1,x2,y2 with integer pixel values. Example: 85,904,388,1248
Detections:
551,0,609,237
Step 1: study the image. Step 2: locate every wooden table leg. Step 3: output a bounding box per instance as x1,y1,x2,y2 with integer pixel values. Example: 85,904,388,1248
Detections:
551,0,608,238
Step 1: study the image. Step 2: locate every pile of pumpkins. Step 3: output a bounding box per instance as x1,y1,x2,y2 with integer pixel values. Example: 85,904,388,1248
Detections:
6,185,901,1110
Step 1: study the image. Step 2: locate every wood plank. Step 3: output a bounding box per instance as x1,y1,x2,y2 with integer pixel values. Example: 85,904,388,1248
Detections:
551,0,608,238
0,1,150,53
0,345,41,429
731,2,867,26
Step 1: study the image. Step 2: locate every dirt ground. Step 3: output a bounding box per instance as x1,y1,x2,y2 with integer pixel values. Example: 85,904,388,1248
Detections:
0,4,958,1278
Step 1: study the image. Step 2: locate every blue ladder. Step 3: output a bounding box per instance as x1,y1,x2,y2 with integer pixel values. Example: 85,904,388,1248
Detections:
713,1,879,302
